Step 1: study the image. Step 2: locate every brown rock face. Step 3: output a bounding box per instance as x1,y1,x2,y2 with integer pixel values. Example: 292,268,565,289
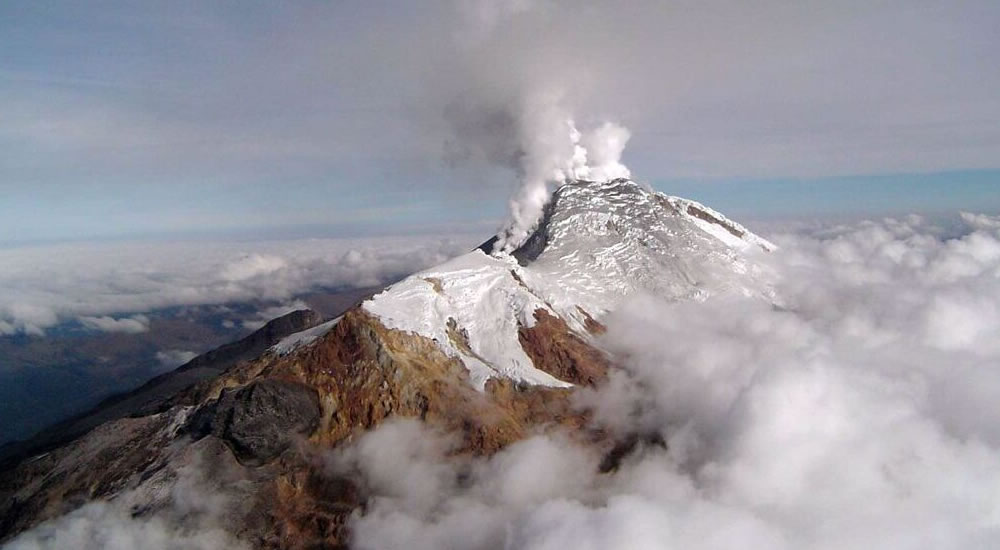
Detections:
267,309,586,454
518,308,610,386
577,306,607,335
0,306,606,548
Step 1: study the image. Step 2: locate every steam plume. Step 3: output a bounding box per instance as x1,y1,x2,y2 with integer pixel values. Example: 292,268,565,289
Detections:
442,1,632,254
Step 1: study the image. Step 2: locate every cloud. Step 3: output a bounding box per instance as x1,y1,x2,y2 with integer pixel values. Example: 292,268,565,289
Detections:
331,213,1000,550
420,1,638,251
405,0,1000,181
239,299,311,330
0,235,475,336
156,349,198,368
78,314,150,334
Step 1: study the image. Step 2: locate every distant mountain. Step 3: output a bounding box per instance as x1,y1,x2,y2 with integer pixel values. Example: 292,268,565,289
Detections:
0,179,773,547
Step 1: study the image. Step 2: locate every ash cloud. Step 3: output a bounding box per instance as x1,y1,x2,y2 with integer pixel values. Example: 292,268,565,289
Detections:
333,213,1000,550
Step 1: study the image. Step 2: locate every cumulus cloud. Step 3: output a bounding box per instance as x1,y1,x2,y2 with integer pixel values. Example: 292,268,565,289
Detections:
333,213,1000,550
78,314,150,334
0,235,475,336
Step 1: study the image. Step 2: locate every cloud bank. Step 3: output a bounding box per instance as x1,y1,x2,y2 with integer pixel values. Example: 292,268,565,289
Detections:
0,235,475,336
332,213,1000,550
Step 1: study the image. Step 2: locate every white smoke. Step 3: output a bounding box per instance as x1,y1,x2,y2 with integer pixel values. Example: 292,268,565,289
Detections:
495,113,632,253
442,1,632,254
331,212,1000,550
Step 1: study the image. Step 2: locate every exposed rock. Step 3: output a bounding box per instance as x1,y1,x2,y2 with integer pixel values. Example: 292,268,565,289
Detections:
597,432,667,473
518,308,610,386
0,413,178,539
258,309,586,455
576,306,607,335
187,379,321,465
686,204,745,238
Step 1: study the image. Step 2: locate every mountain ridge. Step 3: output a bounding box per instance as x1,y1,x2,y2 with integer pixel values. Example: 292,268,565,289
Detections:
0,178,774,548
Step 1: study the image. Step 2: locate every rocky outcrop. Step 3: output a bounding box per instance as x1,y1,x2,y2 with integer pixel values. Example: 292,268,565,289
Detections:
519,308,609,386
178,309,325,374
186,379,321,465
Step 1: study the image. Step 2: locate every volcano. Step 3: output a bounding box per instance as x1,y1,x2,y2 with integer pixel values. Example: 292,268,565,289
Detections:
0,179,774,548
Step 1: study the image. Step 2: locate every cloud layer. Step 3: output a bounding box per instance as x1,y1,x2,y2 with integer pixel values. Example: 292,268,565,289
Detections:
332,212,1000,549
0,235,475,336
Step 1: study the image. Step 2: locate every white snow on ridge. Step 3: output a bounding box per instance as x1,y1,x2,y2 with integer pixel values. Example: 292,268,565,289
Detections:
666,195,776,253
517,179,775,323
271,317,341,356
363,179,775,390
363,251,571,389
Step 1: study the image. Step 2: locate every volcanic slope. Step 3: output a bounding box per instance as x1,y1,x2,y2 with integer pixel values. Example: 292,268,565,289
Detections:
0,178,774,548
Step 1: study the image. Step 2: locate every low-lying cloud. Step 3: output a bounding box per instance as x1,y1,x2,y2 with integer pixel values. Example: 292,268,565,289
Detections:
0,235,476,336
333,212,1000,549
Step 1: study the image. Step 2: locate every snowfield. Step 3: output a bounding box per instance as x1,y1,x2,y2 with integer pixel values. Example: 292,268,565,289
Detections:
364,179,776,389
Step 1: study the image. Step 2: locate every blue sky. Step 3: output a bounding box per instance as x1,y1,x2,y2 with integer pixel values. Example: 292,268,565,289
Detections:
658,171,1000,223
3,171,999,245
2,1,999,244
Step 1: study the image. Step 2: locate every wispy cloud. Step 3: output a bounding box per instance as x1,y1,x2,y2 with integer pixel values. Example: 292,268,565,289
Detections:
155,349,198,368
78,314,150,334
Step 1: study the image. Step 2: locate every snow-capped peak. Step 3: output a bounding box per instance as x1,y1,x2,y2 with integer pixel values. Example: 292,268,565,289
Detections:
363,178,774,389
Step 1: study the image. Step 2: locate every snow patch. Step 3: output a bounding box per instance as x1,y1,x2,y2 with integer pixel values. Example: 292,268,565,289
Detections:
270,318,341,356
364,251,570,389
